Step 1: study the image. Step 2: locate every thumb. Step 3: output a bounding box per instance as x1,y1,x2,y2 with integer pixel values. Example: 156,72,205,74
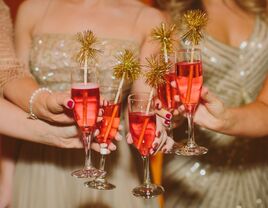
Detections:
46,93,74,114
201,87,225,117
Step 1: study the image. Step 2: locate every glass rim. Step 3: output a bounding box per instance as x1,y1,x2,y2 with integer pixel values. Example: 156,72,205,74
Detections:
176,48,201,53
128,92,152,102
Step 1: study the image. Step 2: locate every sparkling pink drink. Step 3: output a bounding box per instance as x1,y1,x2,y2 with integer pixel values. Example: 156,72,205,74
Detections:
129,112,156,156
157,72,179,110
176,61,203,113
97,103,121,145
71,83,100,133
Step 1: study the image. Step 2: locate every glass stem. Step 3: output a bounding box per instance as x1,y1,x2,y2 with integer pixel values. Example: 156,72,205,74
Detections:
97,154,106,180
142,156,151,186
166,120,173,138
186,113,196,148
83,132,92,169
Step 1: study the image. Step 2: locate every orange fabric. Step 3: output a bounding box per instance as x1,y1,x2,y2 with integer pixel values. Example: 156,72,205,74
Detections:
151,152,164,208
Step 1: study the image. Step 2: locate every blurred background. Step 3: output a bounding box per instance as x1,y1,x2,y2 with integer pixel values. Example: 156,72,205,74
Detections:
4,0,155,21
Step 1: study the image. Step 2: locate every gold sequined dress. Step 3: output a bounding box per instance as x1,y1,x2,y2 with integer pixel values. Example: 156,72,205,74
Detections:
164,16,268,208
13,34,157,208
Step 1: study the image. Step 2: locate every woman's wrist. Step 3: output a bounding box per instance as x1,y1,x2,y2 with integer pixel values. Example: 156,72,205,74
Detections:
30,88,52,119
220,107,236,135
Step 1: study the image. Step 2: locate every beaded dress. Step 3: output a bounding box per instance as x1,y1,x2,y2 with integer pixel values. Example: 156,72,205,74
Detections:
164,16,268,208
13,34,157,208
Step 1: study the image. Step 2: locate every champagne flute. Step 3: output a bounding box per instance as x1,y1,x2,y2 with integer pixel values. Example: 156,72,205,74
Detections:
175,49,208,156
85,85,121,190
71,68,105,178
157,53,182,154
128,93,164,198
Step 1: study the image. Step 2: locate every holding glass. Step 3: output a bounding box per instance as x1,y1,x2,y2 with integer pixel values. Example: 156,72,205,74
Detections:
85,86,121,190
176,49,208,156
128,93,164,198
71,68,104,178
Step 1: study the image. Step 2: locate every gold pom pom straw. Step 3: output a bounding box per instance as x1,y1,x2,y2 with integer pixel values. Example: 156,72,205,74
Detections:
113,49,141,103
181,10,208,46
75,30,99,84
151,23,176,63
101,50,141,143
136,56,171,149
181,10,208,103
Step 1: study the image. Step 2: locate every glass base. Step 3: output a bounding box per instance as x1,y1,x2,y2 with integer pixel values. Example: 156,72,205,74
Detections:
84,178,116,190
71,167,105,179
132,183,164,199
175,144,208,156
165,142,182,154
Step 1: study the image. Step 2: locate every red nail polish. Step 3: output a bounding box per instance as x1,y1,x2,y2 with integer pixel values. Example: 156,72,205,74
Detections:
164,120,171,125
156,103,160,110
67,100,74,109
166,113,172,119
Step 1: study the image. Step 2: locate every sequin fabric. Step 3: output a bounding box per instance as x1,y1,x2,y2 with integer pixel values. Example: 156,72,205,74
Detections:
30,34,139,92
164,16,268,208
0,1,31,95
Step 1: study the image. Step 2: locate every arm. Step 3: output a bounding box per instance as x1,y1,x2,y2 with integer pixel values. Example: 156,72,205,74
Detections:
194,78,268,138
0,98,82,147
0,1,73,123
0,97,82,208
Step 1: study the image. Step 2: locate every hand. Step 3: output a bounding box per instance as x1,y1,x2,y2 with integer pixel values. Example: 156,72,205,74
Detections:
33,91,74,124
91,128,123,154
36,122,83,148
194,87,229,132
126,116,174,155
91,99,123,154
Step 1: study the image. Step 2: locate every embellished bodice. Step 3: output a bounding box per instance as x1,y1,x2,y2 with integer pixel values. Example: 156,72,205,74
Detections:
201,16,268,107
30,34,140,91
164,16,268,208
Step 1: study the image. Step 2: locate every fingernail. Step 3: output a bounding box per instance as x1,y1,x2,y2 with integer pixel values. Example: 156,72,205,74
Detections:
67,100,74,109
157,131,161,137
162,148,167,153
164,120,171,125
166,113,172,119
156,103,161,110
153,143,158,149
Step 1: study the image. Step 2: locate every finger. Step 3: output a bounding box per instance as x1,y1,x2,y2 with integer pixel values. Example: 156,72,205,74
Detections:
126,133,133,144
91,142,101,152
155,109,172,120
108,142,117,151
118,124,123,131
151,131,161,150
155,99,162,110
53,93,73,112
163,119,171,127
58,138,83,149
94,129,100,137
115,132,122,141
44,112,75,124
98,108,104,117
161,137,175,153
174,95,180,102
96,116,103,122
103,99,108,107
154,131,168,153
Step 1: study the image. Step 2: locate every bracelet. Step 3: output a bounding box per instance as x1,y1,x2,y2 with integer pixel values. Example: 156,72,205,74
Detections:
28,87,52,120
